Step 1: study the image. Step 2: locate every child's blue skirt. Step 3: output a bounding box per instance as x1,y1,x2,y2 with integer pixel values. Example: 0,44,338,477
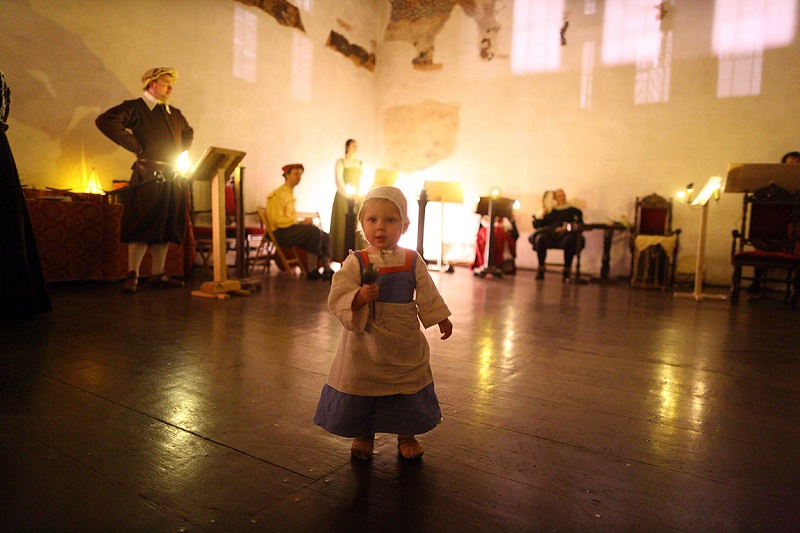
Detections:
313,382,442,438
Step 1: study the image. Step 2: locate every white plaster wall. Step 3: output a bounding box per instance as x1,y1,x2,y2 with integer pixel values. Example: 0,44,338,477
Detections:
372,1,800,285
1,0,380,231
3,0,799,285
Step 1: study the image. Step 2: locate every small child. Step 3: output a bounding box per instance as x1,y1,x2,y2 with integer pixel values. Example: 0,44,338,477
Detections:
314,186,453,460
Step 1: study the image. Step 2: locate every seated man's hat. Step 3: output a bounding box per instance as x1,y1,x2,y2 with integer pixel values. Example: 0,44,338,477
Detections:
282,163,304,175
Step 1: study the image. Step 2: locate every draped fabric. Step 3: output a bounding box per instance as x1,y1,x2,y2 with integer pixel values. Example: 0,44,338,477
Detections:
471,222,517,271
23,197,189,282
1,121,52,321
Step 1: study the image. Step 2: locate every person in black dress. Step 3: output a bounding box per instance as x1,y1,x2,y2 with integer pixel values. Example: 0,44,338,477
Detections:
0,70,52,321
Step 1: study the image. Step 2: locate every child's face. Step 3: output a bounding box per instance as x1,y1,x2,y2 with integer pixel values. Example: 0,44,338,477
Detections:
360,198,406,250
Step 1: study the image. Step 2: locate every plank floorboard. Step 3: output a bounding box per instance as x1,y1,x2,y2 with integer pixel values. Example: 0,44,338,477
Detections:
2,267,798,531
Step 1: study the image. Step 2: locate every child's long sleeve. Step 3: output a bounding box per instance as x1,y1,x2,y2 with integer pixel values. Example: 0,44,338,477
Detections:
328,253,369,332
413,254,451,329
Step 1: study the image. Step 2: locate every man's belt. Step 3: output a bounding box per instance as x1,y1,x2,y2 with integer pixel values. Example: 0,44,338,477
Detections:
107,158,183,195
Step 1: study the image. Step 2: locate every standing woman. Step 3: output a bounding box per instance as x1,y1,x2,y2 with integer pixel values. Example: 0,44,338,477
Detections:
0,70,52,321
330,139,364,262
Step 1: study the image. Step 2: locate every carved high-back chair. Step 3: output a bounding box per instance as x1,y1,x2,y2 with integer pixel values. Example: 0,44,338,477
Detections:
630,193,681,289
730,184,800,308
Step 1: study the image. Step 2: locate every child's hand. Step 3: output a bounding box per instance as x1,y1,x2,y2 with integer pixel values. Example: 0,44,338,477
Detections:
359,283,379,303
352,283,379,311
438,318,453,340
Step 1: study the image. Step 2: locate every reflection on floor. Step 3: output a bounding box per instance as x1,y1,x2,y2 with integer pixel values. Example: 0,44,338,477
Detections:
2,268,798,531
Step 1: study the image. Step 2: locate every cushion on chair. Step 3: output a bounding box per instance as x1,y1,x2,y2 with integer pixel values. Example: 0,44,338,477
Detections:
634,234,676,256
245,225,264,237
192,226,237,239
732,250,800,264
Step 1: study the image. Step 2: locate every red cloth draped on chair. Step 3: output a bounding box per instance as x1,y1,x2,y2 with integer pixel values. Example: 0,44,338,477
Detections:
471,219,517,273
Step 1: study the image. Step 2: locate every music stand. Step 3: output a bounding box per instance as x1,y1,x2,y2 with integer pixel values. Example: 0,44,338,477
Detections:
424,181,464,272
476,195,515,278
674,176,727,302
186,146,247,299
725,163,800,193
373,168,399,187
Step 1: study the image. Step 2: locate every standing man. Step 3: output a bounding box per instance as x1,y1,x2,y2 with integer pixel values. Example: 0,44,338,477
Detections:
96,67,193,292
267,164,335,280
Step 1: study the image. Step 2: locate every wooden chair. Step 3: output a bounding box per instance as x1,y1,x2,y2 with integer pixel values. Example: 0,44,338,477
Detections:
730,183,800,308
630,193,681,289
529,211,585,282
249,207,306,276
529,227,585,280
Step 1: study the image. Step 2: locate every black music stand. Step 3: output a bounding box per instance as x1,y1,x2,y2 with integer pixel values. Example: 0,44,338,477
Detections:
344,194,357,255
476,195,515,278
186,146,247,299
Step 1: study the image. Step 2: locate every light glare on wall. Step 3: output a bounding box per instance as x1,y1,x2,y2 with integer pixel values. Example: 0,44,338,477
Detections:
713,0,796,98
602,0,663,66
233,6,257,83
292,33,313,102
712,0,796,56
511,0,565,74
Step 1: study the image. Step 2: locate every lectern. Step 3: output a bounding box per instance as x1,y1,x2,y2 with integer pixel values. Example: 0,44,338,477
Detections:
725,163,800,193
187,146,246,299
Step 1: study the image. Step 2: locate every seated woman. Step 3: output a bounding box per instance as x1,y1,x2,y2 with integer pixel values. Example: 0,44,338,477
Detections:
471,215,519,274
529,189,583,282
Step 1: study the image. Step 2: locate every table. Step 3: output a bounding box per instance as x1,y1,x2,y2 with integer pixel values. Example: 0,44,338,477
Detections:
26,197,192,282
578,222,630,282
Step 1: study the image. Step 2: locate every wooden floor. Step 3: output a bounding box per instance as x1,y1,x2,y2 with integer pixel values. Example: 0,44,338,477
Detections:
2,267,798,532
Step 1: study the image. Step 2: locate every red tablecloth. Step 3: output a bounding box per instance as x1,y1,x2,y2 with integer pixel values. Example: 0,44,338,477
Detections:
26,199,192,282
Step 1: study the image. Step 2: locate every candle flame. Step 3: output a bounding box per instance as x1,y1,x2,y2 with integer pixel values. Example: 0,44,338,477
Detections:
85,167,104,194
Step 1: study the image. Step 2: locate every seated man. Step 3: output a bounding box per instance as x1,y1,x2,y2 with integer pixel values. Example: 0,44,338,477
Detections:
267,163,334,280
529,188,583,282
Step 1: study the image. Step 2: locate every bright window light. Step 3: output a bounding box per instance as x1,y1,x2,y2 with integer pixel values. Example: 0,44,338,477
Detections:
291,33,313,102
233,6,257,83
581,41,595,109
713,0,794,98
602,0,663,66
718,51,763,97
713,0,796,56
634,30,672,104
511,0,565,74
